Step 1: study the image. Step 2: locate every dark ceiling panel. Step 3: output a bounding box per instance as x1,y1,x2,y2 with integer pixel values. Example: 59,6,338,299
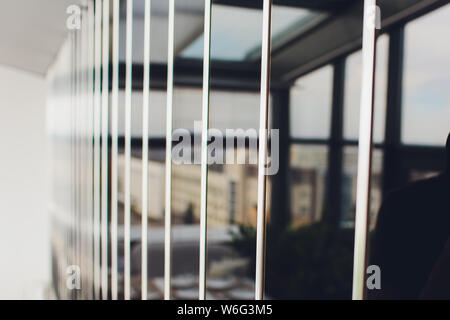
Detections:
271,0,448,82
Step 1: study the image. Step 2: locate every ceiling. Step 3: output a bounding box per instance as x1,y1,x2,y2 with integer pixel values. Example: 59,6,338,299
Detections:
0,0,445,80
0,0,204,76
0,0,81,76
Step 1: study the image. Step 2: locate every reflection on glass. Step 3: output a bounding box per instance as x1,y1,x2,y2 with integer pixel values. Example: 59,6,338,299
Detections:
402,4,450,145
343,34,389,143
290,145,328,226
341,147,383,230
264,142,354,299
202,2,273,298
164,1,206,300
409,170,439,182
290,66,333,139
204,88,267,299
208,161,268,300
115,85,266,299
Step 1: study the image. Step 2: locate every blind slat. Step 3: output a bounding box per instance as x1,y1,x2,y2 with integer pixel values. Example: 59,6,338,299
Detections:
352,0,378,301
93,0,103,300
124,0,134,301
255,0,272,301
164,0,175,300
141,0,152,301
199,0,212,301
101,0,110,300
111,0,120,301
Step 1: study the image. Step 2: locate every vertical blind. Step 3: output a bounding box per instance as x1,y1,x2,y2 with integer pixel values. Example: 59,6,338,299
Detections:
47,0,378,300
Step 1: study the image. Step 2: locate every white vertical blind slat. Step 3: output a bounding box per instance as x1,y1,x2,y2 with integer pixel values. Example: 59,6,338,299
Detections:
101,0,110,300
164,0,175,301
141,0,151,301
93,0,103,300
124,0,134,301
199,0,212,301
352,0,377,300
87,1,95,298
255,0,272,301
79,8,87,299
111,0,120,301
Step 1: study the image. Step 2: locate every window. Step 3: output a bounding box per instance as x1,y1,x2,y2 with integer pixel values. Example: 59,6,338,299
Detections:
46,0,450,302
343,34,389,143
181,5,321,62
402,4,450,145
290,144,328,226
341,147,383,230
290,65,333,139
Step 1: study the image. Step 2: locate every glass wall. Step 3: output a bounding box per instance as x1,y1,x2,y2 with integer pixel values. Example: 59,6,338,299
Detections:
46,0,450,301
341,147,383,230
290,145,328,227
341,34,389,229
289,66,333,226
343,34,389,143
290,66,333,139
263,17,396,299
265,62,352,299
402,4,450,146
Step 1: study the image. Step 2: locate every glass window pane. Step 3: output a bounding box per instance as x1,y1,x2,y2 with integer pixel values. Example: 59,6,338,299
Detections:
290,144,328,226
289,65,333,139
180,5,322,62
343,34,389,143
265,142,356,300
402,4,450,145
341,147,383,230
209,91,262,130
115,89,167,137
410,170,440,182
206,91,267,299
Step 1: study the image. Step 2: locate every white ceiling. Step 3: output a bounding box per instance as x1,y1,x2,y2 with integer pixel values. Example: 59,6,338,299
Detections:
0,0,81,76
0,0,204,76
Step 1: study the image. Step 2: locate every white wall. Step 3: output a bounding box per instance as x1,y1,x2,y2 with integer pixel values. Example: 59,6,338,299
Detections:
0,65,49,299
